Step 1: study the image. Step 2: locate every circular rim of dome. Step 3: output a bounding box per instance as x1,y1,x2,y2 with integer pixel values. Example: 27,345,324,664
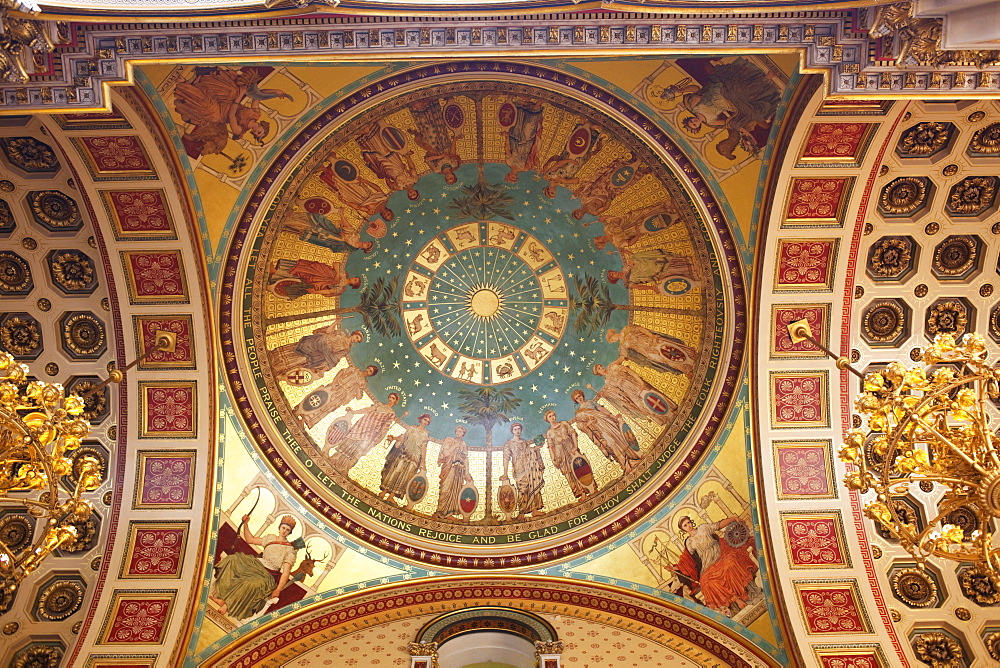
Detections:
220,61,746,569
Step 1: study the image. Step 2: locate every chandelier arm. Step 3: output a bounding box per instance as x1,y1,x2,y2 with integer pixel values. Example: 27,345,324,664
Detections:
880,417,910,481
908,413,985,474
1,498,55,510
78,330,177,400
901,475,975,488
920,542,976,563
988,443,1000,471
988,549,1000,575
975,381,1000,470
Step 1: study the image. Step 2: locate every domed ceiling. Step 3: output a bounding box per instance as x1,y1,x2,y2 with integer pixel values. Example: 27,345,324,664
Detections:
10,3,1000,667
223,65,742,567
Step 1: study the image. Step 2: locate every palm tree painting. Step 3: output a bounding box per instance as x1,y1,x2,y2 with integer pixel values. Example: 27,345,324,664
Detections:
267,274,402,337
456,386,522,523
569,273,696,337
449,179,515,221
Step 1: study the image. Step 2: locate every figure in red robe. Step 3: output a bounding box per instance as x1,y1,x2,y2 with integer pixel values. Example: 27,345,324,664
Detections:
267,259,361,300
673,515,759,617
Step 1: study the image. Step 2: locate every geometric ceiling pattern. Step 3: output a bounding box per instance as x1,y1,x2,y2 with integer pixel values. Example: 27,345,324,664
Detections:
758,92,1000,667
0,97,213,666
0,116,118,667
3,2,1000,667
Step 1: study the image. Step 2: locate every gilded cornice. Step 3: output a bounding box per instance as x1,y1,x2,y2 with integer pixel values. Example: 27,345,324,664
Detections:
2,6,1000,113
0,0,57,85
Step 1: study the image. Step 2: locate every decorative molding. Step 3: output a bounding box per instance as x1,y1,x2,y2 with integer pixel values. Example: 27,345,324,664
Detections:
781,512,851,569
812,644,887,668
120,521,189,578
771,303,830,358
773,440,836,500
138,381,197,438
769,371,829,429
794,580,871,635
98,590,176,645
5,9,1000,112
133,450,197,509
100,189,176,241
782,177,854,228
121,250,189,304
0,0,56,86
773,238,839,292
869,1,1000,69
84,656,157,668
797,123,877,168
71,136,157,180
133,315,195,369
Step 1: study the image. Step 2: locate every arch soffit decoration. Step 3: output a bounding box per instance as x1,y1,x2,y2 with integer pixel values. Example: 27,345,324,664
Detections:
202,576,781,668
416,606,559,645
0,86,220,667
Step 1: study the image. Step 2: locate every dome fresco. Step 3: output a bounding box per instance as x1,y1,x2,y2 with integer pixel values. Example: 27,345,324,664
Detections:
228,70,742,561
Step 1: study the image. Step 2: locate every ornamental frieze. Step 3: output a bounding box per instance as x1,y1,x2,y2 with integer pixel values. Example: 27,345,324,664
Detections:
7,6,1000,111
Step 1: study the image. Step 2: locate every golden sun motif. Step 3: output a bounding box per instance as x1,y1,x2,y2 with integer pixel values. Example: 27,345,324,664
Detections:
468,288,502,319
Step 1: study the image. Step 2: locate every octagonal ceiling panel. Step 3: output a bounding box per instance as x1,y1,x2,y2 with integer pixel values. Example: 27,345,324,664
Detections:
222,64,744,568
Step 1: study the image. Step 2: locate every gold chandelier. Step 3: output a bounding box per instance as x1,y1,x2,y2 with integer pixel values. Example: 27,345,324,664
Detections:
0,351,102,595
789,322,1000,584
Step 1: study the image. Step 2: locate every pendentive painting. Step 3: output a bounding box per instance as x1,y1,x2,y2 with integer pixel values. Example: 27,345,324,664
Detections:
231,65,741,559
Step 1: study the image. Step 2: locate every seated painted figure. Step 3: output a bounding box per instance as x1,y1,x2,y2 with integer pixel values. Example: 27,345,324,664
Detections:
210,515,308,620
672,515,759,617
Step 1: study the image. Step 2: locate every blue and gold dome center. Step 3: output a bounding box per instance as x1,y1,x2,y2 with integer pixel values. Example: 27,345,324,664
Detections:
403,222,568,385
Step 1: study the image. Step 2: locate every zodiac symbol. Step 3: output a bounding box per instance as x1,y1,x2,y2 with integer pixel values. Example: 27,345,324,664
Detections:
421,246,442,263
458,361,479,381
453,228,476,246
428,343,448,367
405,277,427,297
408,314,425,335
543,311,565,330
490,225,516,246
523,341,546,363
544,277,565,293
526,242,545,263
496,362,514,379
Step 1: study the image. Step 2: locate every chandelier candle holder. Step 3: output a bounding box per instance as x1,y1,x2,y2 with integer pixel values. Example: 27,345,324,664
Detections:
0,330,174,594
0,351,103,594
78,330,176,400
789,318,1000,586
